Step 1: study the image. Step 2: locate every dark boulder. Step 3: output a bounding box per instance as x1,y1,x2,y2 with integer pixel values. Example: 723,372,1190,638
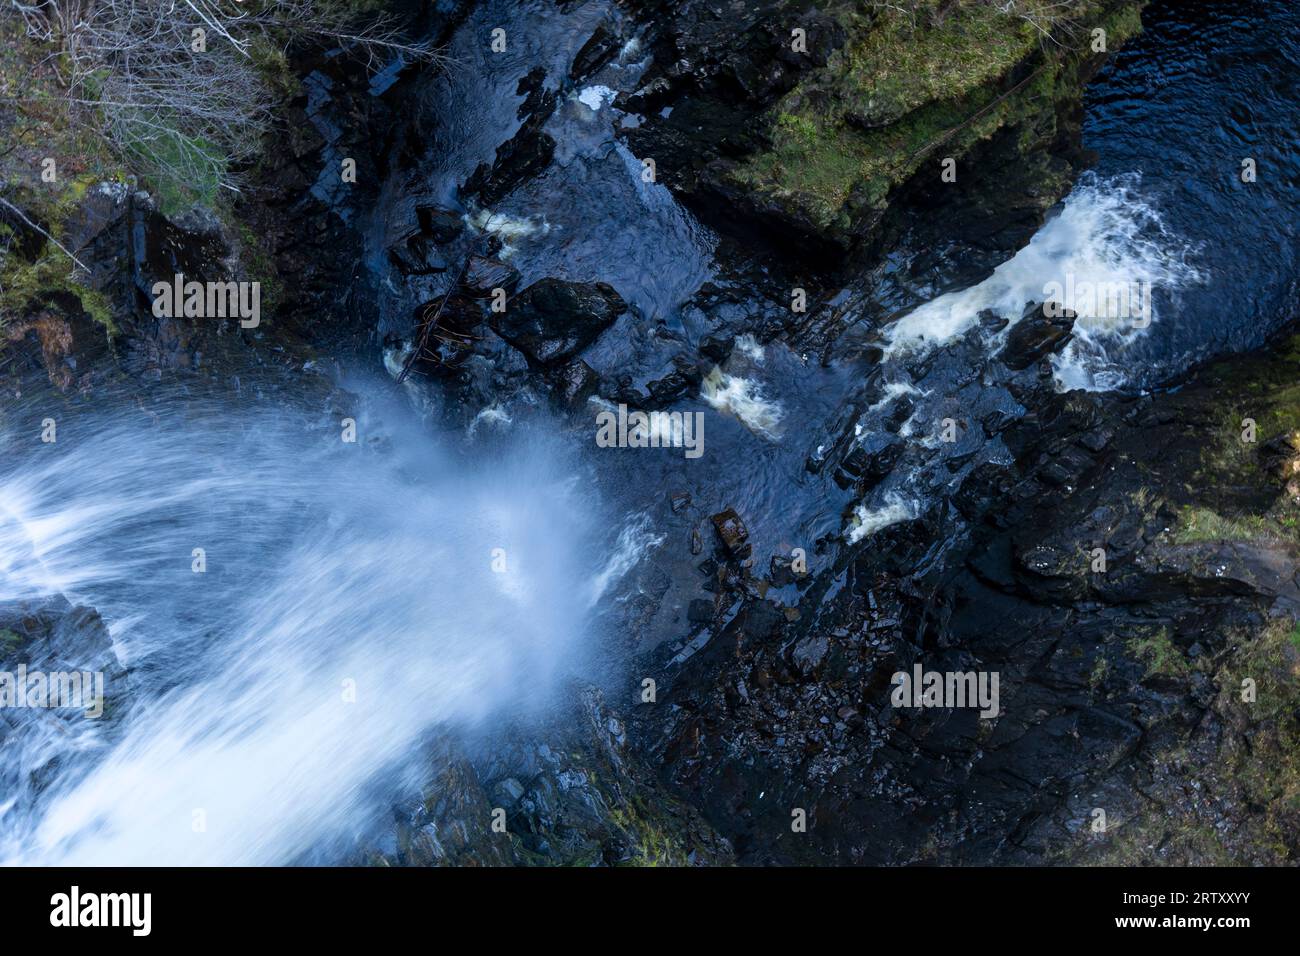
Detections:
570,24,621,81
0,602,111,812
836,432,904,490
388,233,449,276
978,308,1010,334
1000,301,1076,371
415,204,464,244
490,279,624,366
698,333,734,363
0,596,119,674
647,355,705,404
463,255,520,297
553,358,601,409
711,507,751,559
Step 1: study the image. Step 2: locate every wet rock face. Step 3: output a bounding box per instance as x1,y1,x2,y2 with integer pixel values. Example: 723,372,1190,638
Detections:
621,0,849,253
624,0,1144,267
0,27,402,398
489,279,625,367
2,183,225,393
0,597,129,811
621,0,844,134
628,334,1300,865
836,432,905,491
1000,301,1077,370
569,22,622,82
464,67,558,208
1,306,115,394
415,205,465,245
554,358,601,410
388,233,449,277
463,256,520,298
365,685,733,867
0,597,121,679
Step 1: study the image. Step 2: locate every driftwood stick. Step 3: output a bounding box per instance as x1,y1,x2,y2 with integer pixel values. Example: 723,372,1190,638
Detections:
396,253,474,384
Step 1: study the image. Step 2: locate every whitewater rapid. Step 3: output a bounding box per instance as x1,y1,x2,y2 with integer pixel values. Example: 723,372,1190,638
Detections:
844,173,1203,543
884,173,1202,391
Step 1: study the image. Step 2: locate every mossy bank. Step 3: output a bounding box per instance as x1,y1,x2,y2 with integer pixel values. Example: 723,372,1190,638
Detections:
625,0,1146,262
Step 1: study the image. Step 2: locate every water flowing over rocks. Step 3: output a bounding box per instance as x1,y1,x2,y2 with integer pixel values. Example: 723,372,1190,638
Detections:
0,597,130,828
364,685,733,866
629,342,1300,864
1000,301,1078,370
490,279,626,367
4,0,1300,868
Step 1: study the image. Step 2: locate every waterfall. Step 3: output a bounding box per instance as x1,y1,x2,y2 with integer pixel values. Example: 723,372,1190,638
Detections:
0,392,641,865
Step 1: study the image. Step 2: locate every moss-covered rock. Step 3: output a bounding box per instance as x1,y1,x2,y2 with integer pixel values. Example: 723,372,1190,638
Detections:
1068,618,1300,865
1002,324,1300,866
365,684,734,867
627,0,1146,260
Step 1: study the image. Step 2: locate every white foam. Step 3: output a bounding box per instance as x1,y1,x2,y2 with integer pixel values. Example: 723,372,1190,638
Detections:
882,173,1201,390
577,85,617,111
846,493,917,544
868,381,923,412
701,366,784,440
468,403,513,436
734,334,766,364
587,514,664,607
467,209,551,259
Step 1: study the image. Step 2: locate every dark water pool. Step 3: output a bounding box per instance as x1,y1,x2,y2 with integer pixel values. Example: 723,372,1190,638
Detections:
1079,0,1300,378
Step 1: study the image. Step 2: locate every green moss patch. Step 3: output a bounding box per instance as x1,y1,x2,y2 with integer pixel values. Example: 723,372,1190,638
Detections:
1171,506,1296,546
726,0,1139,238
1127,627,1190,680
1081,618,1300,865
839,0,1047,126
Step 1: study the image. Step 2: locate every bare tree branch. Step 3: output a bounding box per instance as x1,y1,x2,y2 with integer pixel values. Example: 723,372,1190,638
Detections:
0,193,90,272
7,0,447,204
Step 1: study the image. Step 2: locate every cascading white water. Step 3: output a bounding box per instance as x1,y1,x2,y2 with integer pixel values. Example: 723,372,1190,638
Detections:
0,392,645,865
842,174,1203,542
883,173,1202,389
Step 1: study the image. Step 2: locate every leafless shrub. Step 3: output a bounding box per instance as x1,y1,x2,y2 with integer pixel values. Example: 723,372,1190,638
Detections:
995,0,1085,46
9,0,443,207
869,0,1086,43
